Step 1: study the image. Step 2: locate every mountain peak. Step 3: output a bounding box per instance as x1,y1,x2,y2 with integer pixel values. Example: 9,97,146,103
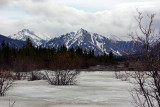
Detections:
77,28,88,34
20,29,35,36
45,28,130,56
79,28,86,31
21,29,30,32
9,29,51,46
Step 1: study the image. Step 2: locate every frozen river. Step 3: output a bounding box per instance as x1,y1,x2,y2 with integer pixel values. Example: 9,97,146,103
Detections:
0,71,132,107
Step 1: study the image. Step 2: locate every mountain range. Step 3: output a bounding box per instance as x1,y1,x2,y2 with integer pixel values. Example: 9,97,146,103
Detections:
0,28,135,56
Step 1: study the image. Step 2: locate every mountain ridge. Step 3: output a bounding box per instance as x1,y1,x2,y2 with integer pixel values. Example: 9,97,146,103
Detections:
8,29,51,46
44,28,134,56
0,34,25,48
4,28,135,56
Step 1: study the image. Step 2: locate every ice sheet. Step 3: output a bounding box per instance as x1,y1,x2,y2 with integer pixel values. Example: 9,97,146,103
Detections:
0,71,133,107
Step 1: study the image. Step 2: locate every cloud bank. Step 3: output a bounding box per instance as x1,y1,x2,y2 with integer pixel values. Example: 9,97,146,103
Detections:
0,0,160,40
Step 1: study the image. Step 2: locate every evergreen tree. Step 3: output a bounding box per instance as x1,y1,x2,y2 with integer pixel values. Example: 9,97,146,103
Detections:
1,40,5,49
75,47,83,55
59,45,67,53
109,51,113,59
0,38,117,71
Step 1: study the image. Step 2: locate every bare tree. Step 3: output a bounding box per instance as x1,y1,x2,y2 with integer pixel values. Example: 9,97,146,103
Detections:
0,69,14,96
128,10,160,107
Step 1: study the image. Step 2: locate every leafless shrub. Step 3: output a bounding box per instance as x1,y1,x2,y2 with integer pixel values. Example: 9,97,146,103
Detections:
29,71,46,81
114,71,129,81
114,71,121,79
15,72,28,80
45,70,80,85
0,69,14,96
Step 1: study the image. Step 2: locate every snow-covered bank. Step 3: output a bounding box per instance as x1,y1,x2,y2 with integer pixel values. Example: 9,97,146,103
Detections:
0,71,132,107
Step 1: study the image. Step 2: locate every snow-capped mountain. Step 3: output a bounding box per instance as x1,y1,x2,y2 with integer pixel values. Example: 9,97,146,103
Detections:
0,35,25,48
4,28,136,56
9,29,51,46
44,28,135,56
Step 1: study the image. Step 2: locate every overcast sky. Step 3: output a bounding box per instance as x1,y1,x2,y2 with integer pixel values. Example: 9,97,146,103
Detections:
0,0,160,40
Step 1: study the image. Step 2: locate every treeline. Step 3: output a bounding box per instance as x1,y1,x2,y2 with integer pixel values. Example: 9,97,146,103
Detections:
0,38,115,72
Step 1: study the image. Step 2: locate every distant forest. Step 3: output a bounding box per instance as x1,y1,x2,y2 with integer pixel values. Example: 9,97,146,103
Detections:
0,38,115,72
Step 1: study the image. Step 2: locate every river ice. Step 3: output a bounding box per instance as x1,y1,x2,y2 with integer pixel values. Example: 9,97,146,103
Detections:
0,71,133,107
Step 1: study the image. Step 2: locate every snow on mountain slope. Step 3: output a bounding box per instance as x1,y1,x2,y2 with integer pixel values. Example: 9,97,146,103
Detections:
0,34,25,48
44,28,134,56
107,34,123,42
6,28,135,56
9,29,51,46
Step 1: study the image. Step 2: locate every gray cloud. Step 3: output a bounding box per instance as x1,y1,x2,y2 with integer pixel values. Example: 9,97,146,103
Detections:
0,0,160,41
16,1,138,39
0,0,13,8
